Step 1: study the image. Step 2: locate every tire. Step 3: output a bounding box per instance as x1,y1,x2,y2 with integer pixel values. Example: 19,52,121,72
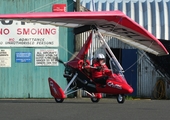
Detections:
117,94,125,104
55,98,64,103
91,97,100,103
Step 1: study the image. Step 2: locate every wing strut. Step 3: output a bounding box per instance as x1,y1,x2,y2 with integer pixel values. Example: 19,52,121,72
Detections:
96,30,124,72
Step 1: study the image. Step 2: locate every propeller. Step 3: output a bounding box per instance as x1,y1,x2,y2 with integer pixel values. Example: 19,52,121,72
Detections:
57,59,66,66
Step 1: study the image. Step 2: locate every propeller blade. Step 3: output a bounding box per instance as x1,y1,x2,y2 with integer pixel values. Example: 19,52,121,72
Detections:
57,59,66,66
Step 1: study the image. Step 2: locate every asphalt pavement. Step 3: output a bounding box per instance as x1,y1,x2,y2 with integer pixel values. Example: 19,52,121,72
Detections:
0,98,169,120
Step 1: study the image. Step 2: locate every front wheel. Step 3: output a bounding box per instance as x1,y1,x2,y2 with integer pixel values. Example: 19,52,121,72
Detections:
55,98,64,103
91,97,100,103
117,94,125,104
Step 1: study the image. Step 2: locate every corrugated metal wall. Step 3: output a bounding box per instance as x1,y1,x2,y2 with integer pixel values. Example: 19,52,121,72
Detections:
137,51,161,98
80,0,169,98
0,0,74,98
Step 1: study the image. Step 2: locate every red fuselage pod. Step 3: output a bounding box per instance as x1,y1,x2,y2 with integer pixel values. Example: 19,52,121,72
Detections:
96,73,133,94
48,77,66,99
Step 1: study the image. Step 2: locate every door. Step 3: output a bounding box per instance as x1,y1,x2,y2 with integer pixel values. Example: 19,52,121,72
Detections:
122,49,137,96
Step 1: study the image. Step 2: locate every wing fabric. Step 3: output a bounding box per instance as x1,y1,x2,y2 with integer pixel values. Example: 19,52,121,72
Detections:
0,10,168,56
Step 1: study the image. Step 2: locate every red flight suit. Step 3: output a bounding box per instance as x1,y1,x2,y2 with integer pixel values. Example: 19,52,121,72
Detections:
91,61,112,85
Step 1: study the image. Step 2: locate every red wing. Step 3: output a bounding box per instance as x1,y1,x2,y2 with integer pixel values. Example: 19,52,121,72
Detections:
0,10,168,56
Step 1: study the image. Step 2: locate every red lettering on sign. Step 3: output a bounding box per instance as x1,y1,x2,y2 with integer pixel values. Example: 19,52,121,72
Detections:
0,28,10,35
17,28,56,35
31,28,36,35
23,28,29,35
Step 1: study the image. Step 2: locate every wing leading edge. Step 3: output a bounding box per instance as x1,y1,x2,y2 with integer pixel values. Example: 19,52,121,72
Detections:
0,10,168,56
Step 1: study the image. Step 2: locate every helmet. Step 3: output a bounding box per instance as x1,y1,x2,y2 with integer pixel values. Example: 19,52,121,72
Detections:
96,53,105,60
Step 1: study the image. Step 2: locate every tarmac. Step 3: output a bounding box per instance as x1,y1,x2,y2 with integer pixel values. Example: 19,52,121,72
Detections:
0,98,169,120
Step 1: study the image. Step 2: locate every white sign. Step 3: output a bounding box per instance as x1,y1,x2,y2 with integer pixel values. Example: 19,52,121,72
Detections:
0,20,59,47
0,49,11,67
35,49,59,66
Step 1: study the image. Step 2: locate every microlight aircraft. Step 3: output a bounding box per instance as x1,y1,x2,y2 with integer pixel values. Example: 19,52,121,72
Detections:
0,10,168,103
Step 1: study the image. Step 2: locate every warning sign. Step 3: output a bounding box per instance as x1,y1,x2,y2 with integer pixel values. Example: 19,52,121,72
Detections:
0,20,59,47
35,49,58,66
0,49,11,67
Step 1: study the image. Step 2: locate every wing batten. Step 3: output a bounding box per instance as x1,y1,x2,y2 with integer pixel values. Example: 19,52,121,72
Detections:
0,10,168,55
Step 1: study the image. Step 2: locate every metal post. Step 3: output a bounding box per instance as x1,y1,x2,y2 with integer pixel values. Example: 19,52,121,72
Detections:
75,0,82,98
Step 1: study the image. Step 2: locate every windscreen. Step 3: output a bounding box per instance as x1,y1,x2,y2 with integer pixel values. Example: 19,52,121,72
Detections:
109,58,125,79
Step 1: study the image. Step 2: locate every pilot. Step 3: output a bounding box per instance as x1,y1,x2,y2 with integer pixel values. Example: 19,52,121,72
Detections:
91,53,112,85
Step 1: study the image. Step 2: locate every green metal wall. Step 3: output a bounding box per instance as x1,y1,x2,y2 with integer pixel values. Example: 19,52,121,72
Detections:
0,0,74,98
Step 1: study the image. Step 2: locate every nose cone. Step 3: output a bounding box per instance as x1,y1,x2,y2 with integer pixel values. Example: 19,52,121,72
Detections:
128,87,133,94
124,85,133,94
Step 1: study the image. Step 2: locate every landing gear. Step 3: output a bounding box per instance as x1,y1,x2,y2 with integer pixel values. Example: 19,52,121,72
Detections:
117,94,125,104
55,98,64,103
91,97,100,103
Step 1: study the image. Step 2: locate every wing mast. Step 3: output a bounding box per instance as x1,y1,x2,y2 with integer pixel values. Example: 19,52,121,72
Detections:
96,30,124,72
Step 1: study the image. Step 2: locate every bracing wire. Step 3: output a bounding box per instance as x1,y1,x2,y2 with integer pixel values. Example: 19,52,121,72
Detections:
24,0,77,61
25,0,155,72
27,0,74,13
27,0,59,13
59,44,81,61
96,12,155,73
124,41,154,72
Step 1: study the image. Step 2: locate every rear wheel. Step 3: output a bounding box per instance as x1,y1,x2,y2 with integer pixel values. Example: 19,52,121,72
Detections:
117,94,125,104
91,97,100,103
55,98,64,103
